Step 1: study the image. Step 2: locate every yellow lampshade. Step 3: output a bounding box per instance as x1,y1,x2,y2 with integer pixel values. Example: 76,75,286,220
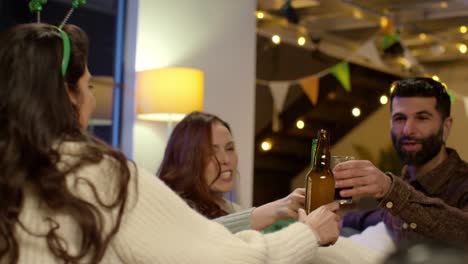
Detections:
136,67,204,121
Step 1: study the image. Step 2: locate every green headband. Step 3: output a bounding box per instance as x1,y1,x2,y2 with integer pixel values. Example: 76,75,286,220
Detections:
56,28,71,76
29,0,86,76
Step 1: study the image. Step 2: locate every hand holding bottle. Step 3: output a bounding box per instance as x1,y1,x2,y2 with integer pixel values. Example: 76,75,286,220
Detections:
273,187,305,220
298,202,340,246
251,188,305,230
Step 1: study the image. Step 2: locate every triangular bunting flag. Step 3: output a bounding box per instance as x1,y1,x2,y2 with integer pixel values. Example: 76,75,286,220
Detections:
272,104,280,132
357,40,385,67
403,48,418,68
463,97,468,120
299,75,320,106
447,89,456,104
269,81,290,132
331,62,351,92
269,81,290,113
380,18,395,35
382,31,399,50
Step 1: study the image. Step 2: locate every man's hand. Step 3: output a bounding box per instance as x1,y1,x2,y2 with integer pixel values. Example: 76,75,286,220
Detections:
333,160,392,198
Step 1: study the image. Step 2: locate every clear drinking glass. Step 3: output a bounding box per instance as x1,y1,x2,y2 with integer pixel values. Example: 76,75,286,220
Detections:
331,155,355,204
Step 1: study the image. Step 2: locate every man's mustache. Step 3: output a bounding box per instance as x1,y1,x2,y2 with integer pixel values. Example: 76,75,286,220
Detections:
398,136,423,144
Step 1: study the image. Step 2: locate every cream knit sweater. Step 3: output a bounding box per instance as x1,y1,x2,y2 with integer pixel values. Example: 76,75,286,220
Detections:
13,142,319,263
13,142,384,263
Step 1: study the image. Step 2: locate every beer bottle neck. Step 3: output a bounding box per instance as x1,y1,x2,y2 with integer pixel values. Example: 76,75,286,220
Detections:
313,135,330,169
310,138,318,167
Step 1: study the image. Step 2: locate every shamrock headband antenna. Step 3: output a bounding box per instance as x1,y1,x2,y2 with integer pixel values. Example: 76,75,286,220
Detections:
29,0,87,27
58,0,87,29
28,0,47,23
28,0,87,76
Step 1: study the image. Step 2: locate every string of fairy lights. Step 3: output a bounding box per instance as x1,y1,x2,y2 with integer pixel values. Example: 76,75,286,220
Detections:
256,10,468,55
256,5,467,152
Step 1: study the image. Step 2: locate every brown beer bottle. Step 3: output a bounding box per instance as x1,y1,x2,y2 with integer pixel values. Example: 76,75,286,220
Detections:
305,129,335,214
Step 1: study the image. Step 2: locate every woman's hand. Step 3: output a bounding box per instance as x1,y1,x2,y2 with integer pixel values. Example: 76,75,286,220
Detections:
250,188,305,230
274,188,305,220
298,202,340,246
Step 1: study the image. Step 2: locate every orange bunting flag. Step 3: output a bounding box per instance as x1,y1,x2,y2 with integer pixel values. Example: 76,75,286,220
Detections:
380,17,395,34
299,75,320,106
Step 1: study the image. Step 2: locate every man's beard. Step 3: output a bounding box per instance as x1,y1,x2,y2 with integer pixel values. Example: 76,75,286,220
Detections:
391,127,444,166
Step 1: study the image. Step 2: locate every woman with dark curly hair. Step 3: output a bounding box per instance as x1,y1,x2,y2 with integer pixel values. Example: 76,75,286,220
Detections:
0,23,342,263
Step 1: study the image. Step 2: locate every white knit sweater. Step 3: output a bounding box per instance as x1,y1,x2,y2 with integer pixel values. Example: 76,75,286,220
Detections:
13,142,384,263
14,142,319,263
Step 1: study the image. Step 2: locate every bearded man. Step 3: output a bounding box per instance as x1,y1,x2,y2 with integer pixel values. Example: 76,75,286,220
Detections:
335,77,468,245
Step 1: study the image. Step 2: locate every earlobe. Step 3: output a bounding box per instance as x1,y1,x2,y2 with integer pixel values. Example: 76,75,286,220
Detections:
68,93,78,105
66,83,79,105
443,117,453,142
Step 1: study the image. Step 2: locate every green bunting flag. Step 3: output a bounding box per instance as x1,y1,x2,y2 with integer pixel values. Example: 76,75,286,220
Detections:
382,31,399,50
331,62,351,92
447,89,456,104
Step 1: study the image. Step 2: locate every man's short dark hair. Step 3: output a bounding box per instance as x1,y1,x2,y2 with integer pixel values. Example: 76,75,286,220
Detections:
390,77,451,119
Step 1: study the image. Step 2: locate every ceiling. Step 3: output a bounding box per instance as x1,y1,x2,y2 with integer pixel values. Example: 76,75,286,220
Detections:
252,0,468,205
257,0,468,69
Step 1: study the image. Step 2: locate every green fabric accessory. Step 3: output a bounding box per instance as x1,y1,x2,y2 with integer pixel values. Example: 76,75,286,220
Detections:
56,28,71,76
263,219,297,234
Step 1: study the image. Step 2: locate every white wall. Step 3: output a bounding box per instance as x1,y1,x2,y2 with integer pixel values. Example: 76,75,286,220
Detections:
133,121,168,174
131,0,257,207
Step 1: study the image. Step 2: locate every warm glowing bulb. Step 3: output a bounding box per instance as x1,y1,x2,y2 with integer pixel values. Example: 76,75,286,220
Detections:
353,9,363,19
380,16,388,28
380,95,388,105
256,11,264,19
297,36,306,46
458,43,467,54
272,35,281,45
440,1,448,8
397,57,411,69
296,120,305,129
460,25,467,34
352,107,361,117
389,83,396,94
419,33,427,40
438,45,446,53
261,141,272,151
